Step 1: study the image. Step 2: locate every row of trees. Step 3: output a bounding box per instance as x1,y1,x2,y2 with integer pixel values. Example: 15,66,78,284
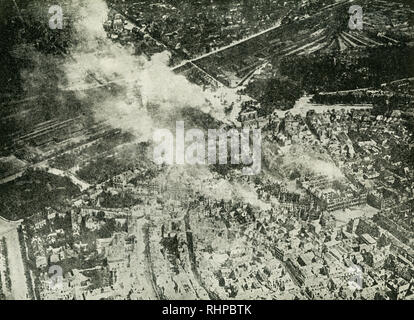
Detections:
312,92,412,110
1,237,12,292
17,226,36,299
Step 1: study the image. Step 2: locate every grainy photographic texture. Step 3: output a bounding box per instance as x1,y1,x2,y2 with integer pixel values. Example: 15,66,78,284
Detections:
0,0,413,301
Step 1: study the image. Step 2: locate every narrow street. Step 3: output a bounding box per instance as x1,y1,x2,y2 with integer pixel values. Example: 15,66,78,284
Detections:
184,209,220,300
142,223,165,300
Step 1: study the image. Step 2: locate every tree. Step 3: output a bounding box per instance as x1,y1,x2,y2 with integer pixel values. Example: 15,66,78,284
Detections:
377,234,388,249
246,78,303,116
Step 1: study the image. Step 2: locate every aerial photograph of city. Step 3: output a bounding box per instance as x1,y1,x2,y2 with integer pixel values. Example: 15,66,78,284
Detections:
0,0,413,303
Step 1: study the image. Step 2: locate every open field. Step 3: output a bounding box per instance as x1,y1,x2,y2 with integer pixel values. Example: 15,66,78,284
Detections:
0,218,28,300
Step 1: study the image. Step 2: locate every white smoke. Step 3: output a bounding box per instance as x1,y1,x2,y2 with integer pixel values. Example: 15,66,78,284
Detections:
280,146,344,180
56,0,268,211
61,0,231,142
302,157,344,179
157,165,270,211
